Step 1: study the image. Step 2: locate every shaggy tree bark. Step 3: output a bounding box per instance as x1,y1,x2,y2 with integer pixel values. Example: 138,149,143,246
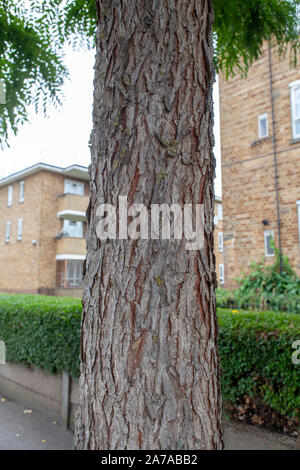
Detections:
74,0,223,450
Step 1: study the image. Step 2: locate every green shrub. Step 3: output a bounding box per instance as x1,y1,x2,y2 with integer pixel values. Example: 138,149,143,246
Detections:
216,287,300,313
237,248,300,297
0,293,82,377
218,308,300,419
217,250,300,313
0,294,299,422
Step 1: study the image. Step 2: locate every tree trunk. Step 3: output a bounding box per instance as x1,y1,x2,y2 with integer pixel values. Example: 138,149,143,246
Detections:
74,0,223,450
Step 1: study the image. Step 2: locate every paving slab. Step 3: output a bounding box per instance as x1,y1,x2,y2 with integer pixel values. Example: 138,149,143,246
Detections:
0,394,298,450
0,395,73,450
223,419,297,450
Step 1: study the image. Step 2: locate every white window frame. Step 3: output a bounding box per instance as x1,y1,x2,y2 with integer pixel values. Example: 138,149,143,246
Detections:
258,113,268,139
19,181,24,203
67,260,83,287
289,80,300,140
218,232,223,252
264,230,275,257
63,219,83,238
56,259,84,288
7,185,13,207
64,179,84,196
17,218,23,241
219,264,224,285
217,203,223,221
5,221,11,243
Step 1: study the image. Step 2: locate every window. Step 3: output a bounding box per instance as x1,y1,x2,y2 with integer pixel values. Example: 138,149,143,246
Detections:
217,203,223,221
258,113,268,139
218,232,223,252
289,81,300,139
17,219,23,241
63,219,83,238
7,186,12,207
264,230,275,256
19,181,24,203
56,260,84,288
219,264,224,285
67,260,83,287
64,179,84,196
5,221,11,243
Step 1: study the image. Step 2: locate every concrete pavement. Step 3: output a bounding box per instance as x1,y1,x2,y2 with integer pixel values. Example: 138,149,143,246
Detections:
0,394,298,450
0,395,73,450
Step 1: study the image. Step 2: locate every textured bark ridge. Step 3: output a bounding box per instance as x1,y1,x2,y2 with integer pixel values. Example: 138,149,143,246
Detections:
74,0,223,450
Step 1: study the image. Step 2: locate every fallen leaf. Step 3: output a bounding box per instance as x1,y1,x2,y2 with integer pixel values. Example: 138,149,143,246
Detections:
16,433,20,438
41,440,46,443
23,409,32,414
1,398,6,402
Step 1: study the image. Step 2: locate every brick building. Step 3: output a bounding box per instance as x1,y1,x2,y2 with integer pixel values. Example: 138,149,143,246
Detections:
0,163,89,296
0,162,223,296
219,42,300,288
214,195,224,287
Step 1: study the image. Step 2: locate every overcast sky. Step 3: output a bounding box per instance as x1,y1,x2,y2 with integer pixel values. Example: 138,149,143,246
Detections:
0,47,222,197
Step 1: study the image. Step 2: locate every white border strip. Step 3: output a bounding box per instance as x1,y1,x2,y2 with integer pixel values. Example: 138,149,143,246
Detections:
56,254,86,261
57,210,86,219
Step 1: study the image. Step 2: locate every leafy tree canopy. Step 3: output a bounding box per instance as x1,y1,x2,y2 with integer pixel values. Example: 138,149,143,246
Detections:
0,0,299,146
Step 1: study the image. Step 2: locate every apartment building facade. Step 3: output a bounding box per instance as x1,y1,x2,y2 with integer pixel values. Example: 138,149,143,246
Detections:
214,196,224,287
219,42,300,288
0,162,223,295
0,163,89,296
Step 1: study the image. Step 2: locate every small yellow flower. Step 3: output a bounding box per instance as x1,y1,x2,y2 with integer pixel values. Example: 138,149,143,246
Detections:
41,440,46,444
1,398,6,402
231,309,239,314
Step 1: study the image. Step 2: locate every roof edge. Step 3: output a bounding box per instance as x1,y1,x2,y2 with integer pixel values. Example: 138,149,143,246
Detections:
0,162,89,187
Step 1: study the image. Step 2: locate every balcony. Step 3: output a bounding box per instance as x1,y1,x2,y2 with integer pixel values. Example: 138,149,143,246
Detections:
57,193,89,221
56,237,86,256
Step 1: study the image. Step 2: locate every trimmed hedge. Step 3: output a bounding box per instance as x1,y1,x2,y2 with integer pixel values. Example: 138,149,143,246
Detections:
0,294,299,420
218,308,300,419
0,293,82,378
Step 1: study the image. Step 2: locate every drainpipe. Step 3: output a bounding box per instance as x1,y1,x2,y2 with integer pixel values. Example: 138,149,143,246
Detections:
268,41,283,273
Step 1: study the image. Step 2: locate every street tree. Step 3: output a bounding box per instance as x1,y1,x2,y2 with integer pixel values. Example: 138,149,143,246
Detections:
1,0,299,450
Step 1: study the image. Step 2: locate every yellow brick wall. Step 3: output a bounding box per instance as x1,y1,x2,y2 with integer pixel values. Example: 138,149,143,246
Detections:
219,43,300,288
214,200,224,287
37,171,64,294
0,170,89,295
0,173,42,292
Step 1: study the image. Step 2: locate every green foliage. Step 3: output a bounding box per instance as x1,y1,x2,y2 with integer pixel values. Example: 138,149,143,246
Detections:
0,293,299,421
63,0,97,44
217,249,300,313
213,0,300,77
0,1,68,146
0,293,82,377
0,0,300,145
237,248,300,296
218,308,300,418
